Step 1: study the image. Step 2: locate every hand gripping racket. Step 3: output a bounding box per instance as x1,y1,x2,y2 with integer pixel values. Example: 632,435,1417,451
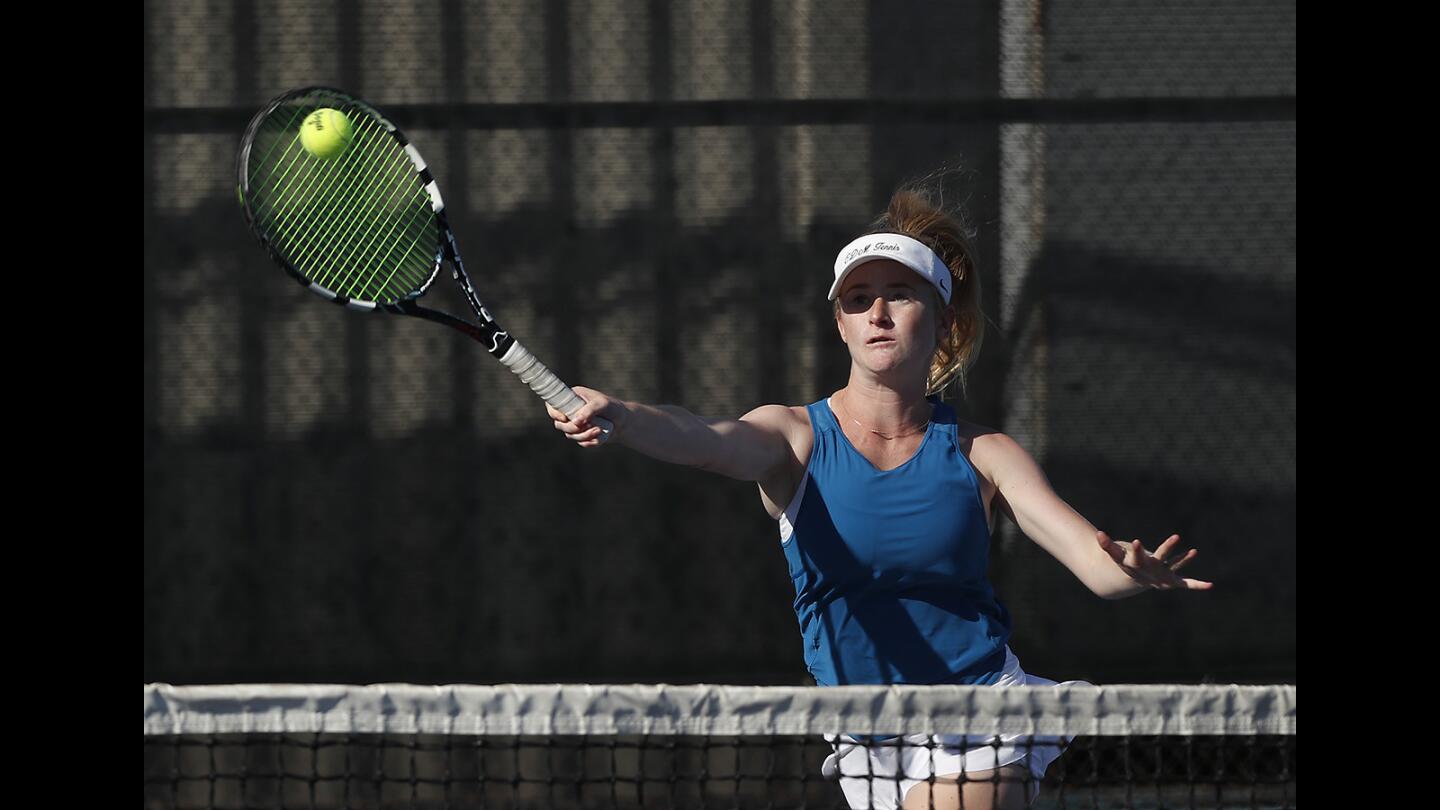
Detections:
236,87,610,439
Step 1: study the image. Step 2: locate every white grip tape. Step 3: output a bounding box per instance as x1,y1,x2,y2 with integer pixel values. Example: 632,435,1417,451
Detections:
500,342,612,440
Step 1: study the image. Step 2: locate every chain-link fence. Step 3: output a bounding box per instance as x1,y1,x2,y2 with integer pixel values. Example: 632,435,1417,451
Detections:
144,0,1296,685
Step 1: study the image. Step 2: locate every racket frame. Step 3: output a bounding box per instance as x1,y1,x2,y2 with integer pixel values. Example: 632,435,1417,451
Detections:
237,86,605,432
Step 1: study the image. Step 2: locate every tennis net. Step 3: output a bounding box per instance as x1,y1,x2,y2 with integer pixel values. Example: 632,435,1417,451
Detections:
144,682,1295,810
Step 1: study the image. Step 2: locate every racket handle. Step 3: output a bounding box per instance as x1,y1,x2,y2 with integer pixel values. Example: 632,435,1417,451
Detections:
499,341,613,442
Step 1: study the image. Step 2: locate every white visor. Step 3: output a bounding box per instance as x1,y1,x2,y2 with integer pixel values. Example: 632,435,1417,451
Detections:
829,233,952,305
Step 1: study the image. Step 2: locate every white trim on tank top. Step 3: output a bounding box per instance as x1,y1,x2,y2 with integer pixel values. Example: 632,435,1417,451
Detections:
777,400,837,545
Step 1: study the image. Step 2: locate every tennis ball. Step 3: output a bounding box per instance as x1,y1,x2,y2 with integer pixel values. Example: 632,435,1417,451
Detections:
300,108,354,160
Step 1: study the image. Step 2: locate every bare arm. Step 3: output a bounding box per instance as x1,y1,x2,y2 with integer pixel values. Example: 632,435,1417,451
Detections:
548,388,800,483
986,433,1212,599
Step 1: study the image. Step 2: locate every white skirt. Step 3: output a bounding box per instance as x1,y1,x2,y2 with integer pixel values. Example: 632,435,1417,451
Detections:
822,647,1087,810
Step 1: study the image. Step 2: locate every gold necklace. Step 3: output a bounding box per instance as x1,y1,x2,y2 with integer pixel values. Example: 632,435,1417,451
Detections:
835,393,932,441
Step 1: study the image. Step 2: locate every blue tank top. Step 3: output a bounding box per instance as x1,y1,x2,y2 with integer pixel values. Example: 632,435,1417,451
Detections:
778,396,1011,686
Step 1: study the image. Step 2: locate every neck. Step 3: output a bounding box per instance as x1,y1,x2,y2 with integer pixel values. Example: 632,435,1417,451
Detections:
836,377,933,439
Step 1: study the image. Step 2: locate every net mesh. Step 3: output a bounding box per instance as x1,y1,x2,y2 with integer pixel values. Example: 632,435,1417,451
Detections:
144,683,1296,810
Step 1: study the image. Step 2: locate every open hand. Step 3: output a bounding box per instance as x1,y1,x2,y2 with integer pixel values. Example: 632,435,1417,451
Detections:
1096,531,1213,591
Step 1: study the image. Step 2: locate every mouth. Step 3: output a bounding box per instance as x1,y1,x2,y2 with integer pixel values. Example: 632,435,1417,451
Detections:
866,337,894,345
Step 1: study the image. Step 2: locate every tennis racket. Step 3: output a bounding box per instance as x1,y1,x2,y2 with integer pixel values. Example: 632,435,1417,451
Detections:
236,86,610,439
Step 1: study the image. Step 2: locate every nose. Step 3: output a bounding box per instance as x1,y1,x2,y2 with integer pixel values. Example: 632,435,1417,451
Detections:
867,297,892,325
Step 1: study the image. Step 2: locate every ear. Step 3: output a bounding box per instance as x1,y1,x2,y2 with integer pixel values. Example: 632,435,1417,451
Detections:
937,301,955,341
835,308,848,343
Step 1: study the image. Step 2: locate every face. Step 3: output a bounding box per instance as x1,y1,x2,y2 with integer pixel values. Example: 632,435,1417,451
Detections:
834,260,951,380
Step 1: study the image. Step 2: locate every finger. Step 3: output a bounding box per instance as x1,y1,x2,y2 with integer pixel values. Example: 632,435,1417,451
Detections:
1181,578,1214,590
554,417,591,436
1096,531,1125,562
1152,534,1182,562
576,425,609,447
563,386,602,421
546,403,568,422
589,415,615,442
1168,549,1198,572
1125,539,1145,568
570,399,608,429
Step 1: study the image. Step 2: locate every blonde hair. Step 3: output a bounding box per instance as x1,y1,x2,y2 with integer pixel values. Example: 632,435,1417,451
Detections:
840,179,984,397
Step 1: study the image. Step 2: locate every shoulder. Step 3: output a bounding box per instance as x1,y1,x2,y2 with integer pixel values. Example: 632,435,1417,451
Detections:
954,425,1030,483
741,403,812,438
741,404,815,460
742,402,811,425
946,415,1004,448
969,431,1050,495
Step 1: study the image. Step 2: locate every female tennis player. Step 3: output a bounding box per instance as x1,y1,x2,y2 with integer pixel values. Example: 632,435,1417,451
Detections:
547,181,1211,810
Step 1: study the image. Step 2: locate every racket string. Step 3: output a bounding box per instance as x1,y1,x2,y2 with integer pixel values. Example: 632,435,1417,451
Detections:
246,93,440,304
